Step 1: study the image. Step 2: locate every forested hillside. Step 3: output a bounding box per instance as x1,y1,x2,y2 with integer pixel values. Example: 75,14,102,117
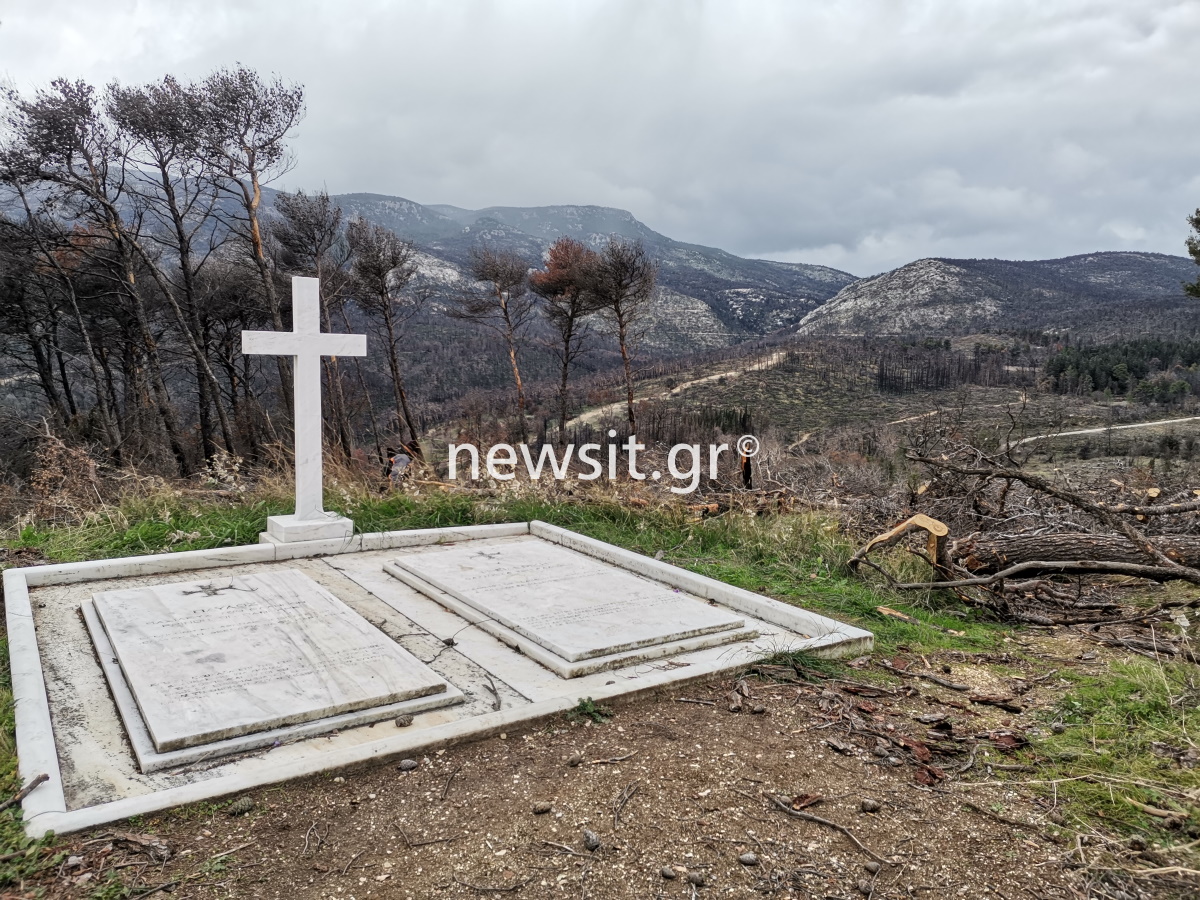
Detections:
5,64,1200,494
1045,337,1200,405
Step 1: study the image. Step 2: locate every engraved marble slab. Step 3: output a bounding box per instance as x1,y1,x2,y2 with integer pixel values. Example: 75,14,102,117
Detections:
389,537,745,662
92,569,450,752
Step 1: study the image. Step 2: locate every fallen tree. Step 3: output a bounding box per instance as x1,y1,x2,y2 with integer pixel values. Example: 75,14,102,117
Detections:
958,533,1200,576
846,445,1200,630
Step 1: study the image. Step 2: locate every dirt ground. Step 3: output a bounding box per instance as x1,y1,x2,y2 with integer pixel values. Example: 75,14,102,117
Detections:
33,639,1199,900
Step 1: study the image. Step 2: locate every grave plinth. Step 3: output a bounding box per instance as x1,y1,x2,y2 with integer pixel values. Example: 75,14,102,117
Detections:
262,513,355,544
89,569,456,756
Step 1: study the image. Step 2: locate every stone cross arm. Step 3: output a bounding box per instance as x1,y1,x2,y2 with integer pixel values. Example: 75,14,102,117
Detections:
242,330,366,358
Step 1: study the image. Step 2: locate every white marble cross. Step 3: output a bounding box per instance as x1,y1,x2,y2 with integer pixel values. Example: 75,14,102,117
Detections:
242,277,366,543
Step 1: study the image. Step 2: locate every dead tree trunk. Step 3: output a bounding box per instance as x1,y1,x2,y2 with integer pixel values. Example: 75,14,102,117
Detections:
960,533,1200,575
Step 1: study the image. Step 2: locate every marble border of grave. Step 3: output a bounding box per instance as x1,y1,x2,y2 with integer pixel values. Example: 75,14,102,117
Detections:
4,520,872,839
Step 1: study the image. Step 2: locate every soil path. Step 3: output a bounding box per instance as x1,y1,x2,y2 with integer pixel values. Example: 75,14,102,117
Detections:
885,390,1029,426
567,351,789,428
41,645,1125,900
1001,415,1200,452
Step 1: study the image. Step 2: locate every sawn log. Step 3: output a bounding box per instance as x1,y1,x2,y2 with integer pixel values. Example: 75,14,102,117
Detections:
959,533,1200,576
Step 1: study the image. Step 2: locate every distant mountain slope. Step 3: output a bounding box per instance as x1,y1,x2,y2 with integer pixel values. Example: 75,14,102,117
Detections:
794,252,1197,338
328,193,857,340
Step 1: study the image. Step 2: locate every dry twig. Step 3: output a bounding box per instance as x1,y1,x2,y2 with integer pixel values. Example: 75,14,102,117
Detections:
0,773,49,813
765,793,886,864
613,782,640,828
451,872,533,892
441,765,463,801
588,752,636,765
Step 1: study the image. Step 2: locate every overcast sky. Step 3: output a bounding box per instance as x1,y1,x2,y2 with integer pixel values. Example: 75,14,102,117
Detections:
3,0,1197,276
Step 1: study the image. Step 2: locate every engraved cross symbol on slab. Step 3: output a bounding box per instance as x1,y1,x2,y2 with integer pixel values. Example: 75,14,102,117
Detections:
242,277,366,543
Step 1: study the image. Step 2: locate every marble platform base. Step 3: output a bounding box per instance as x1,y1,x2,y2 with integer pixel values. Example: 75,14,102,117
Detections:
6,521,873,839
262,513,355,544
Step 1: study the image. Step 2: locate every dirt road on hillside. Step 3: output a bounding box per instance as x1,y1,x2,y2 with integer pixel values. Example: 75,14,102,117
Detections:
567,351,789,429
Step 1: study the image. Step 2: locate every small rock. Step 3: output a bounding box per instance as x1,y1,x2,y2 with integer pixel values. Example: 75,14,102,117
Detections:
864,861,882,874
394,715,414,728
860,798,881,813
583,830,601,852
1048,811,1066,825
333,776,345,783
66,855,84,868
871,746,888,758
886,756,901,766
751,705,767,715
567,753,583,768
660,866,677,879
1051,723,1066,734
532,801,552,815
686,870,706,886
398,759,418,772
857,878,874,895
226,796,255,816
738,851,759,866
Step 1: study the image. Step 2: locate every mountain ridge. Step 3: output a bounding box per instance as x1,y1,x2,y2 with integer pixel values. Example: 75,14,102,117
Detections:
318,191,859,339
268,189,1199,344
794,251,1197,339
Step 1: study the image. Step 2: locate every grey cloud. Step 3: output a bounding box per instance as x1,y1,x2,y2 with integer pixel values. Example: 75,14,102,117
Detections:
2,0,1197,275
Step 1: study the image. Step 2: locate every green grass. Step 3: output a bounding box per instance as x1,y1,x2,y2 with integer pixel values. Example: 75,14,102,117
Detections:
4,489,1000,658
7,496,293,561
1030,659,1200,841
566,698,613,724
0,640,65,886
